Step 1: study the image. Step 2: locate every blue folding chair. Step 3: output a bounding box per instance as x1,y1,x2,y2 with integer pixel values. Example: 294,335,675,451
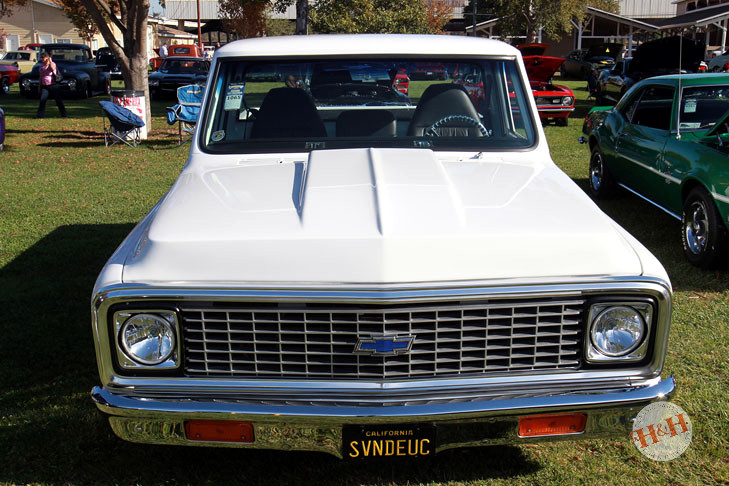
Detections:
99,100,145,148
166,84,204,145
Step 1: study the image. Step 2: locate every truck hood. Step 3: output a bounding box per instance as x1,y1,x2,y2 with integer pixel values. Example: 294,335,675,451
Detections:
122,148,642,284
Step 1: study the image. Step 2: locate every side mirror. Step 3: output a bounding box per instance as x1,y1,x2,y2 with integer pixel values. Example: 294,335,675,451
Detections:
718,132,729,147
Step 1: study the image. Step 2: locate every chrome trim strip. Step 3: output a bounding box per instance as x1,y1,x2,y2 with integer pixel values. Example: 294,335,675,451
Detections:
92,376,675,420
618,183,681,220
619,154,682,185
712,191,729,205
536,107,575,112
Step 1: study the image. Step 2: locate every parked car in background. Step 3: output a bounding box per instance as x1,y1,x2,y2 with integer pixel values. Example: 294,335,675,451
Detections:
0,106,5,151
148,56,209,99
21,43,42,53
560,48,588,78
95,47,122,80
150,44,204,71
91,34,675,458
0,50,39,74
0,63,20,94
597,57,632,105
561,43,623,79
708,50,729,71
582,73,729,267
19,44,110,98
518,43,575,126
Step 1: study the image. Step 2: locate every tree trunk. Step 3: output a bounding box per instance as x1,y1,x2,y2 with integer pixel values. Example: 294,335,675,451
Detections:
295,0,308,35
78,0,152,130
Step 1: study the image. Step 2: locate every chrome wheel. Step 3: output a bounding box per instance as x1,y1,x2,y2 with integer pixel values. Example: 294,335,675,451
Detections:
684,200,709,255
589,151,604,192
681,186,728,268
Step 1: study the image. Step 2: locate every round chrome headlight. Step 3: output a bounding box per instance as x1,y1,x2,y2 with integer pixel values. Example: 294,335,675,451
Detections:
21,78,30,90
590,306,645,357
562,96,574,106
120,314,175,365
149,78,159,86
67,78,77,90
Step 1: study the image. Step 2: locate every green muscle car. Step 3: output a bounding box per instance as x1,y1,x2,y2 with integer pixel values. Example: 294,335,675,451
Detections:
582,73,729,268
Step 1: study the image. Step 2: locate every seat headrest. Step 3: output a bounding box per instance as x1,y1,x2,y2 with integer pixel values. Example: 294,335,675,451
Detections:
250,88,327,139
407,84,480,136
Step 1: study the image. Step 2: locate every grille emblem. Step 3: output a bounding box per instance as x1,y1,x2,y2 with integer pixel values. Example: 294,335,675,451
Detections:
354,335,415,356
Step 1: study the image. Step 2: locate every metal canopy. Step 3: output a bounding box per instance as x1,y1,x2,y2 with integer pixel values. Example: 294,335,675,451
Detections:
654,4,729,29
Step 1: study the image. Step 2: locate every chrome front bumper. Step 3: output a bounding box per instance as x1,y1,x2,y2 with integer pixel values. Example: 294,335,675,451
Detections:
92,375,675,458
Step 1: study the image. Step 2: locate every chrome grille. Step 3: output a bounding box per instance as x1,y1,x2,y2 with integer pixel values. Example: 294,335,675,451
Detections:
181,298,584,380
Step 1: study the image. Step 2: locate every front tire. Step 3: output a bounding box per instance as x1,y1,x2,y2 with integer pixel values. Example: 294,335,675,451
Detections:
681,186,728,268
588,146,616,198
556,117,568,127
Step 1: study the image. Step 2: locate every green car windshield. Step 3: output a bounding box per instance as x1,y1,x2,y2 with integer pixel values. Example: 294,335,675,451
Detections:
201,57,536,153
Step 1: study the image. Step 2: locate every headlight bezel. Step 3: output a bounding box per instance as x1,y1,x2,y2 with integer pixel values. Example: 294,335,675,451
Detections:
585,299,654,363
562,96,574,106
113,309,181,370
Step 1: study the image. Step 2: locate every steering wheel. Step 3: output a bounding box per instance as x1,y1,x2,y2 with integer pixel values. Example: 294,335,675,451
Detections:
424,115,489,137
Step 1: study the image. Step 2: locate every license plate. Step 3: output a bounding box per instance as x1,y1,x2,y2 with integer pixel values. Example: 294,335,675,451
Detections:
343,424,436,459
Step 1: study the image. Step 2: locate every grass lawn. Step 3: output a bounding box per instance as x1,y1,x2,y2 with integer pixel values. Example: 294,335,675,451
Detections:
1,78,729,485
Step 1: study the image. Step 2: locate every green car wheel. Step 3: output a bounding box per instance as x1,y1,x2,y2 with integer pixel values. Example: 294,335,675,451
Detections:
681,186,728,268
588,147,616,199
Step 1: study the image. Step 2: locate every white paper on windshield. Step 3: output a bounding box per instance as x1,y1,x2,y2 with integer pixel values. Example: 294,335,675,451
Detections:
679,122,701,129
683,98,697,114
224,83,245,111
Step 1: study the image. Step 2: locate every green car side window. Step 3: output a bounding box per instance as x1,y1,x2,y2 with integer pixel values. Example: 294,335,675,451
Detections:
632,86,674,131
620,91,641,123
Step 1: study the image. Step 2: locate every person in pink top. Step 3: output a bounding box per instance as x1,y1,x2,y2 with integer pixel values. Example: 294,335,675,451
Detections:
36,52,67,118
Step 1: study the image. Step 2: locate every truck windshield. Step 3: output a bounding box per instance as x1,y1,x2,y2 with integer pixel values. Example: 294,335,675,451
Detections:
201,57,536,153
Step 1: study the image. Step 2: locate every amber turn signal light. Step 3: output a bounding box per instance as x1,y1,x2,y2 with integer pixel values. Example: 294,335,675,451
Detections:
518,414,587,437
185,420,254,443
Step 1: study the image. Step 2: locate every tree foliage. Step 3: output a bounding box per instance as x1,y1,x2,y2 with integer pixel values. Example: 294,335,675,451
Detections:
494,0,619,42
310,0,439,34
425,0,453,33
59,0,99,42
220,0,269,38
0,0,26,18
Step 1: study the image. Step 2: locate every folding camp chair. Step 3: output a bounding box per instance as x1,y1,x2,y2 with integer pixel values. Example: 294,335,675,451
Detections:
166,84,204,145
99,100,145,148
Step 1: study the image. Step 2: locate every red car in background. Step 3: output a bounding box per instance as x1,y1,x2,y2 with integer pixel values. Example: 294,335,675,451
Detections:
393,70,409,95
0,64,19,94
150,44,204,71
517,43,575,126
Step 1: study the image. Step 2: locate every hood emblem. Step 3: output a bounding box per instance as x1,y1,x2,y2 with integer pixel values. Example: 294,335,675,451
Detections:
354,334,415,356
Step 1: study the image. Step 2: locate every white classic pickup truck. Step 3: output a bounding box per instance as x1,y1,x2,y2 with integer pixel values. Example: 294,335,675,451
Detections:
90,34,675,459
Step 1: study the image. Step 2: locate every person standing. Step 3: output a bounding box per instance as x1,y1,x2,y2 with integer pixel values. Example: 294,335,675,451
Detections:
160,42,168,58
36,52,66,119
